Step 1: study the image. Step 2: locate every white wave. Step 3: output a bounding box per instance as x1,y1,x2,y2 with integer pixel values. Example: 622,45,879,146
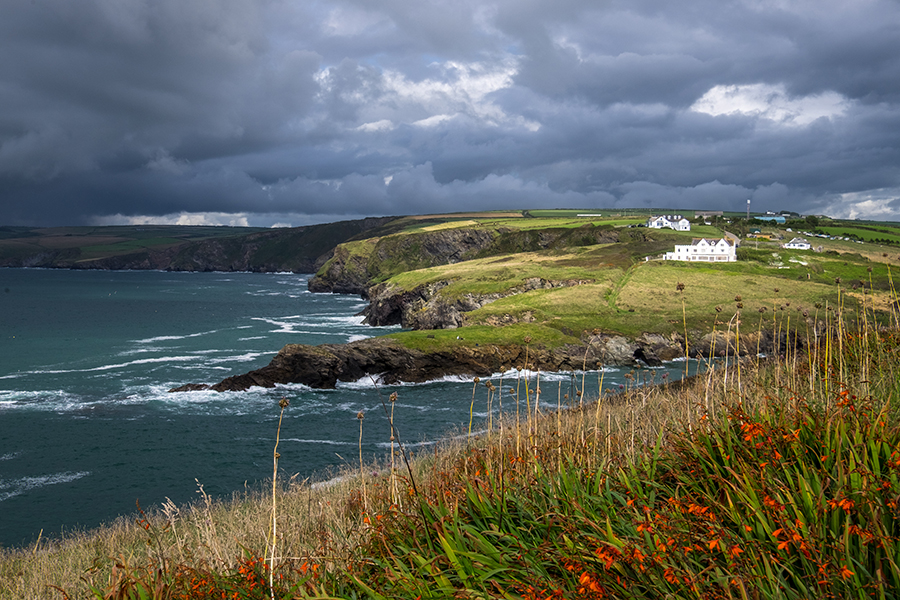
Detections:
0,452,21,461
315,315,366,325
50,356,199,374
0,389,80,410
0,471,91,502
118,346,170,356
282,438,355,446
132,330,219,344
205,352,268,365
375,439,439,449
346,335,371,343
238,336,267,341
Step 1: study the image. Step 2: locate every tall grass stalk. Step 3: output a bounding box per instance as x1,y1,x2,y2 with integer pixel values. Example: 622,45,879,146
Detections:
389,391,399,507
357,411,367,514
267,397,289,599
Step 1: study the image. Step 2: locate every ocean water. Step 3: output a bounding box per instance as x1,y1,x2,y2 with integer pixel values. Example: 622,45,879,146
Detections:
0,269,693,548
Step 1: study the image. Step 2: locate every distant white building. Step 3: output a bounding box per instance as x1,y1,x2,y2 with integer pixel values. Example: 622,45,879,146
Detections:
647,215,691,231
783,237,811,250
665,238,737,262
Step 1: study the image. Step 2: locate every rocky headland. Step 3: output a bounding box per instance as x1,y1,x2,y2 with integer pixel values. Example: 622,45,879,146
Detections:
170,329,783,392
170,222,799,392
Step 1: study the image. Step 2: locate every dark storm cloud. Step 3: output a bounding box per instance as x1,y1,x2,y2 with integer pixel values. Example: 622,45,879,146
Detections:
1,0,899,226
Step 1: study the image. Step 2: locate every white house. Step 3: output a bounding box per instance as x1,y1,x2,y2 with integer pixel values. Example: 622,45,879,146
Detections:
647,215,691,231
665,238,737,262
783,237,811,250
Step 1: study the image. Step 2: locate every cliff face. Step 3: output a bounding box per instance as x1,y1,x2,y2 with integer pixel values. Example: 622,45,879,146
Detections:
308,223,624,299
363,277,592,329
308,228,498,295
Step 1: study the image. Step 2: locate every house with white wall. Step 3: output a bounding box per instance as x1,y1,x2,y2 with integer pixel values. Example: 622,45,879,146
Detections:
783,237,811,250
664,238,737,262
647,215,691,231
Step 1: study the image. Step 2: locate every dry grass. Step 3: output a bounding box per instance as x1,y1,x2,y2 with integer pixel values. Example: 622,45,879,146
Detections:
0,362,712,599
4,288,898,598
0,471,377,599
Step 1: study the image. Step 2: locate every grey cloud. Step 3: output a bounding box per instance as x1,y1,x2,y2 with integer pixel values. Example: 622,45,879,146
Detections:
1,0,899,225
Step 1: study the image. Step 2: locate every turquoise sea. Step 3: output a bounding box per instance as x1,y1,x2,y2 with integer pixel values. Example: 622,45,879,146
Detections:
0,269,693,548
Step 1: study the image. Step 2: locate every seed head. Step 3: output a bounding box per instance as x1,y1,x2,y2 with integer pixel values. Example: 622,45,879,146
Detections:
734,295,742,302
523,336,532,344
279,397,290,409
389,392,398,402
474,377,480,383
357,411,365,420
676,282,685,292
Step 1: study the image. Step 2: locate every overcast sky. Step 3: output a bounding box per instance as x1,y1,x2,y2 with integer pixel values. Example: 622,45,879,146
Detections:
1,0,899,227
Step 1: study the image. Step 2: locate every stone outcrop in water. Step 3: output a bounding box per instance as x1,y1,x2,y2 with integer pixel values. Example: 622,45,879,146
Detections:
169,328,789,392
171,332,701,391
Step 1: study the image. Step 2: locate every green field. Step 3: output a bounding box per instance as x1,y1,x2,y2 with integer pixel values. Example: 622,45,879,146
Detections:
817,224,900,245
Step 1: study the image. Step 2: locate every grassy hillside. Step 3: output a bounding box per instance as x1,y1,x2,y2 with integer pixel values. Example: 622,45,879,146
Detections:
371,226,898,347
7,292,899,599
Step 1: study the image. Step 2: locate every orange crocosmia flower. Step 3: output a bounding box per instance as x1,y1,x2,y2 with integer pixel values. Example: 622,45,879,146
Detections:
709,538,720,551
729,545,744,557
841,566,855,580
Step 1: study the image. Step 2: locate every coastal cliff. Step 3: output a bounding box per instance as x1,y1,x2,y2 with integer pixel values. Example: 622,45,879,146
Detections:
308,227,498,295
307,224,623,296
0,217,396,272
362,277,593,329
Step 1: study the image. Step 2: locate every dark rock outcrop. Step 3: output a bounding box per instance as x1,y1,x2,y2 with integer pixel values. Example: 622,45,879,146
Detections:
171,331,702,391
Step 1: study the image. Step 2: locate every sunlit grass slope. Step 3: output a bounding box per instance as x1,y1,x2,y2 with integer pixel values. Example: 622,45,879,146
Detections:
5,294,900,599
